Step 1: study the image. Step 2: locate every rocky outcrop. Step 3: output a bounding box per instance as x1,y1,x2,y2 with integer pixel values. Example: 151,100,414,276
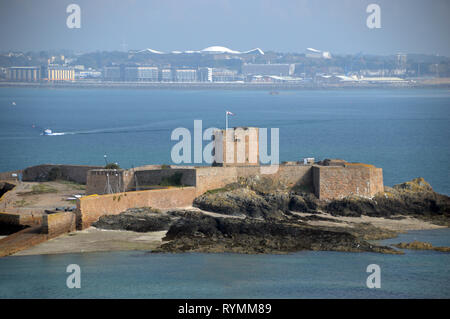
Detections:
193,188,286,219
93,177,448,255
0,182,15,198
195,177,449,224
324,178,450,224
153,210,399,254
393,240,450,252
93,207,172,232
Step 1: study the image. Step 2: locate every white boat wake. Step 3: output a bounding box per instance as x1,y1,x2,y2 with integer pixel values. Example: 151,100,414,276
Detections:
39,122,173,136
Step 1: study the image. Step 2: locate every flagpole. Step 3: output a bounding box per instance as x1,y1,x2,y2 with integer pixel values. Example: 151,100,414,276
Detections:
225,111,228,131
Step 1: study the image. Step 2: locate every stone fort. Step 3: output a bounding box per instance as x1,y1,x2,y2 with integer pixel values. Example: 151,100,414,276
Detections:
0,127,384,243
81,127,383,228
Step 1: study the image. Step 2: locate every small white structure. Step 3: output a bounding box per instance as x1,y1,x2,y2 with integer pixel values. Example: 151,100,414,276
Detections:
303,157,315,165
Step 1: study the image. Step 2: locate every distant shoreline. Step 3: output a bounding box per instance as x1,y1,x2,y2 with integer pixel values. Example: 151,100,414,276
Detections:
1,81,449,90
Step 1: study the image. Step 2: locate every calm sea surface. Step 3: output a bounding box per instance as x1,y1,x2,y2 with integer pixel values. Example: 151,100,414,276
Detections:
0,87,449,298
0,229,449,298
0,88,449,193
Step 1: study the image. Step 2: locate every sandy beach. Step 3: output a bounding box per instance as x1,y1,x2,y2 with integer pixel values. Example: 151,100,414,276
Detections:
14,227,166,256
292,211,447,232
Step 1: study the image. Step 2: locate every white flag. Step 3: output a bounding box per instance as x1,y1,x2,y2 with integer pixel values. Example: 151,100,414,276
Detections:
226,111,235,116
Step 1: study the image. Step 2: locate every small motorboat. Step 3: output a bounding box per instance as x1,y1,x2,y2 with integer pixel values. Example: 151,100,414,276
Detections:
43,129,53,135
11,101,16,106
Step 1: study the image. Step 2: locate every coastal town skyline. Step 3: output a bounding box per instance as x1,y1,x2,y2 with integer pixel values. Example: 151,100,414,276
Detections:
2,46,449,85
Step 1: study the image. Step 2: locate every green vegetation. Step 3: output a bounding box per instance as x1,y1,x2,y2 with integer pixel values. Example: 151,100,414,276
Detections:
205,183,240,195
105,163,120,169
19,184,58,196
161,164,171,169
160,172,183,186
291,183,314,194
205,187,229,195
30,184,58,194
59,180,86,190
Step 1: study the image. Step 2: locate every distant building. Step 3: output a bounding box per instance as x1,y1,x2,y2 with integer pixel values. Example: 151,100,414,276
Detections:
161,69,173,82
242,63,294,76
45,66,75,81
7,66,41,82
315,74,359,84
359,76,407,84
198,67,212,82
305,48,332,59
175,69,197,82
395,53,407,76
103,66,122,81
396,53,407,69
77,70,102,79
212,68,237,82
124,66,159,82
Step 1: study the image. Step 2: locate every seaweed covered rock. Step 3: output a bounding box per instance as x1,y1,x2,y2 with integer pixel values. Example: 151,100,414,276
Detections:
288,193,319,213
324,178,450,223
93,207,172,232
193,187,286,219
393,240,450,252
155,213,399,254
393,177,433,192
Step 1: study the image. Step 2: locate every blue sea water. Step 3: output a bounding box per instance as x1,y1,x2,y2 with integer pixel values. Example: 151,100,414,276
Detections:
0,229,449,299
0,87,449,298
0,88,449,194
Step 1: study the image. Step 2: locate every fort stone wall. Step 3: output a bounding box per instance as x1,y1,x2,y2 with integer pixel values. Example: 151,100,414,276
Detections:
313,165,383,200
42,212,76,236
86,169,132,195
22,164,102,184
76,187,196,229
195,166,238,196
0,211,43,226
134,168,196,189
235,165,313,191
0,170,21,181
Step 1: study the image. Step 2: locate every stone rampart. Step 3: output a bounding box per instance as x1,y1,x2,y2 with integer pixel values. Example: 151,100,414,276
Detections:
22,164,102,184
76,187,196,229
313,164,384,200
42,212,76,236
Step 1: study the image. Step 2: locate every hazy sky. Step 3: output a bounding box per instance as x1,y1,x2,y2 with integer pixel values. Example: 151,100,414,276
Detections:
0,0,449,55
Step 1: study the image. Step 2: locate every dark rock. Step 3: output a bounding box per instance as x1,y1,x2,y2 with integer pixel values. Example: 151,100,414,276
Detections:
324,178,450,223
155,213,399,254
393,240,450,252
0,182,15,197
93,207,172,232
193,188,285,219
289,193,319,212
93,177,448,255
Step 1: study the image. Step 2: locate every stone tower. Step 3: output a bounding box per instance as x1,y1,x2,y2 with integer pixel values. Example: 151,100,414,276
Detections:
212,127,259,166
